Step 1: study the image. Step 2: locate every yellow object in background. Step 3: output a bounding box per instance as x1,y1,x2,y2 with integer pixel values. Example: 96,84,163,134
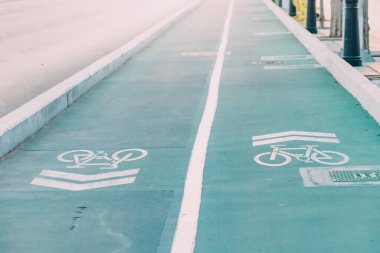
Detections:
292,0,320,24
292,0,307,23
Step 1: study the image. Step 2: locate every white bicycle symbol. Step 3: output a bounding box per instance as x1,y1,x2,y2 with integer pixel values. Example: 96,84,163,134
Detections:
57,149,148,169
254,145,349,167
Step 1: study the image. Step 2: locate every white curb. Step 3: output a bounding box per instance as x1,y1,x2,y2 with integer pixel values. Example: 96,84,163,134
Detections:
0,0,202,158
263,0,380,126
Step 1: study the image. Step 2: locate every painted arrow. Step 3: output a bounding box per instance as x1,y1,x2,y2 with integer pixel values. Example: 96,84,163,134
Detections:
252,131,340,146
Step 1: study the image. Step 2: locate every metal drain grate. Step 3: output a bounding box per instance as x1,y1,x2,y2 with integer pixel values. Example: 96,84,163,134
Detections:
330,170,380,183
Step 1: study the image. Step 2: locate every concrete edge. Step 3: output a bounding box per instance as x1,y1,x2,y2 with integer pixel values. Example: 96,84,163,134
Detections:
0,0,203,158
263,0,380,125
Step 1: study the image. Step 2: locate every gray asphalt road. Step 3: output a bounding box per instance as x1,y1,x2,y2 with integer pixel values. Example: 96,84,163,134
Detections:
0,0,190,117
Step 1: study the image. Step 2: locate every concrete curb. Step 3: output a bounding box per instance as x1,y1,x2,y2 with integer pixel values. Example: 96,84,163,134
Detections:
0,0,202,158
263,0,380,126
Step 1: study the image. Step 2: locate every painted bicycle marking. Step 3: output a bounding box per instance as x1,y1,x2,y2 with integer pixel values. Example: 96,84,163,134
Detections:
31,148,148,191
252,131,350,167
254,144,349,167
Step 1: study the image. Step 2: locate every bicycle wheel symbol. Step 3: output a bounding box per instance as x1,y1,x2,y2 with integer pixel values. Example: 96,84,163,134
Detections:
310,151,349,165
253,147,349,167
254,152,291,167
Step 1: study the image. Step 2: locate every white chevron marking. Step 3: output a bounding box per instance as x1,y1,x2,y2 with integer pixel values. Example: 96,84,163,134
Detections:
39,168,139,182
252,136,340,146
252,131,337,141
31,176,136,191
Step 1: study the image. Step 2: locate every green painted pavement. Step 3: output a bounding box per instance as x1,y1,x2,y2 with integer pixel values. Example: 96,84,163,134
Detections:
1,0,380,252
195,0,380,253
0,0,230,252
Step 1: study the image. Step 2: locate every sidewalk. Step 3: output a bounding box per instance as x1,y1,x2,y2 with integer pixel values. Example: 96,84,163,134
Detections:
1,0,380,252
280,0,380,86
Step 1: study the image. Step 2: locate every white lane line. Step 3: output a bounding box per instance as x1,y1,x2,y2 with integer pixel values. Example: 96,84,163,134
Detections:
39,168,140,182
170,1,234,253
252,131,337,141
264,64,322,70
261,54,313,61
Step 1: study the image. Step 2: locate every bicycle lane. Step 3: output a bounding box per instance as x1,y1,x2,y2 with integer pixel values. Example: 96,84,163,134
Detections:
0,0,232,252
194,0,380,252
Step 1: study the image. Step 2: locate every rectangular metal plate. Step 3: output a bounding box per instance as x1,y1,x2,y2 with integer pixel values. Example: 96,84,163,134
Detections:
300,166,380,187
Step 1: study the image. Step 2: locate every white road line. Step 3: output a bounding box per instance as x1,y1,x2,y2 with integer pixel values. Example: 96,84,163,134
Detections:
39,168,140,182
252,131,337,141
261,54,313,61
31,176,136,191
252,136,340,146
170,1,234,253
264,64,322,70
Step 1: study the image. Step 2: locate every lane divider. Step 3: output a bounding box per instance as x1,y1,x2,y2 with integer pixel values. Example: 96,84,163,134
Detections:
170,0,234,252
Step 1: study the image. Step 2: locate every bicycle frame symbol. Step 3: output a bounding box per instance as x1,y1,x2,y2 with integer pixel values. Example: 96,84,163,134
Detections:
57,149,148,169
254,145,349,167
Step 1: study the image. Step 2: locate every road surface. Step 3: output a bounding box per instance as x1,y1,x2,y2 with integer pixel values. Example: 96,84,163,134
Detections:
1,0,380,252
0,0,191,117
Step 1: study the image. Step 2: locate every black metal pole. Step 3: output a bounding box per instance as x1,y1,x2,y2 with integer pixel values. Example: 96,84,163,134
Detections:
278,0,282,7
289,0,296,16
306,0,317,33
343,0,362,66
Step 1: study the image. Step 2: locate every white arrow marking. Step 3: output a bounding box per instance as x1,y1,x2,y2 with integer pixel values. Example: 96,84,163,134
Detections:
31,176,136,191
252,131,337,141
253,136,340,146
38,168,139,182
